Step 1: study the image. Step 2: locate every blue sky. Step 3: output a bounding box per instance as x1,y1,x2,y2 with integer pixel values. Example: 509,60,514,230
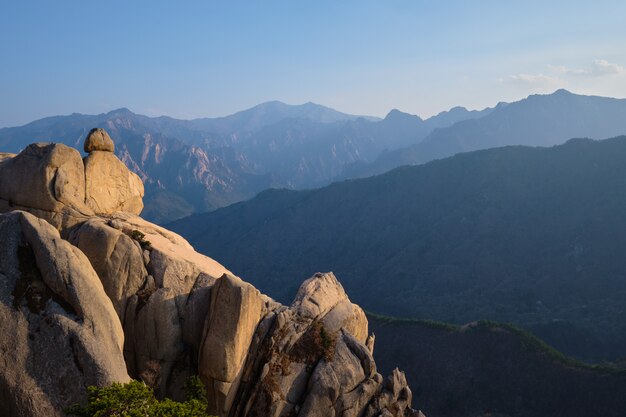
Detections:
1,1,625,126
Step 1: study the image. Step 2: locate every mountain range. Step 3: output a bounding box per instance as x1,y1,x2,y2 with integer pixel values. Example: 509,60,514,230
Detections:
0,100,459,223
341,89,626,179
4,90,626,416
170,134,626,362
12,90,626,223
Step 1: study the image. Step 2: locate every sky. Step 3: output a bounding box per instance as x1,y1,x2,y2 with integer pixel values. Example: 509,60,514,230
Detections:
1,1,626,127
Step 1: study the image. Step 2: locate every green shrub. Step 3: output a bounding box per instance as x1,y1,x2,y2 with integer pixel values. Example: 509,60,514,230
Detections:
129,230,152,249
65,379,213,417
184,375,208,403
317,323,337,361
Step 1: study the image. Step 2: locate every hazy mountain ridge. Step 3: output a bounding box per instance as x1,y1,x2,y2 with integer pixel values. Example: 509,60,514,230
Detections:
188,100,381,136
170,135,626,362
3,90,625,224
342,89,626,179
0,102,363,222
0,100,482,223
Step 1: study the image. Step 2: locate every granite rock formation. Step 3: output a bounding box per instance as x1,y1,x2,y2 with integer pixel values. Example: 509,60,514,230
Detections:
0,137,143,231
0,129,423,417
0,211,130,417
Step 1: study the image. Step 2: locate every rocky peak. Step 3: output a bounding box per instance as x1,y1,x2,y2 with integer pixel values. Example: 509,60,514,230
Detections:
0,132,423,416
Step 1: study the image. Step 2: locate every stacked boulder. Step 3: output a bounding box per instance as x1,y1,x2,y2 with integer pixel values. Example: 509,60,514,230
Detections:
0,129,424,417
0,128,143,231
83,128,144,215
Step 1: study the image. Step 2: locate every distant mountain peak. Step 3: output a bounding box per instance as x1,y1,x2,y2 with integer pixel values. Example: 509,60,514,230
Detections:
106,107,135,116
254,100,288,107
384,109,422,121
552,88,573,95
528,89,574,100
239,100,333,114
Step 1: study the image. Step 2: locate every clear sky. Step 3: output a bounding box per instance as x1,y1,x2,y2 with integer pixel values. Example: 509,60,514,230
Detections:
1,1,626,127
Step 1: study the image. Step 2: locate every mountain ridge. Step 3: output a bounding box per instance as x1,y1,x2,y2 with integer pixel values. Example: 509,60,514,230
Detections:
0,99,478,222
341,89,626,179
3,89,626,224
170,134,626,362
368,312,626,417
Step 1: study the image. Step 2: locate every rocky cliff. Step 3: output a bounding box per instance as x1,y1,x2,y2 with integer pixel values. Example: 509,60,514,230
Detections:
0,129,423,417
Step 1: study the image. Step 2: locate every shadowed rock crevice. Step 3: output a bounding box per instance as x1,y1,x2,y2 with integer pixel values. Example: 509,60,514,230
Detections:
13,243,78,316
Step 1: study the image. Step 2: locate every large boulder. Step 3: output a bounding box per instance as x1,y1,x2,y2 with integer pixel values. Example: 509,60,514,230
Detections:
293,272,369,343
84,151,144,215
0,143,93,229
0,211,129,417
198,273,269,414
68,218,148,319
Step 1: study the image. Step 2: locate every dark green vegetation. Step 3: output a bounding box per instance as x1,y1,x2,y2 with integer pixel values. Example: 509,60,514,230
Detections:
12,243,75,315
289,321,338,363
66,378,212,417
129,229,152,249
367,313,626,417
171,135,626,362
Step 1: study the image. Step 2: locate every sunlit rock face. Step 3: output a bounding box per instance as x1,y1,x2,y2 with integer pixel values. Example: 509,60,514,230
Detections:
0,129,424,417
0,130,143,230
84,150,144,215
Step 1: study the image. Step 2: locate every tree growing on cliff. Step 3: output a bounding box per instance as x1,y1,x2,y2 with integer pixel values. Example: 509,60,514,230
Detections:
65,378,212,417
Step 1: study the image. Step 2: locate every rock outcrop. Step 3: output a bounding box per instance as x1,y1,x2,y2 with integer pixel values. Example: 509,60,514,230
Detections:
0,135,143,231
69,212,235,399
222,272,421,417
82,128,144,215
0,211,130,417
0,129,424,417
0,143,93,229
68,217,148,318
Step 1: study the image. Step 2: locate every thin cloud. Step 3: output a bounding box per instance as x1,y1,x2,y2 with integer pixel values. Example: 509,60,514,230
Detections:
551,60,625,77
499,73,562,87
